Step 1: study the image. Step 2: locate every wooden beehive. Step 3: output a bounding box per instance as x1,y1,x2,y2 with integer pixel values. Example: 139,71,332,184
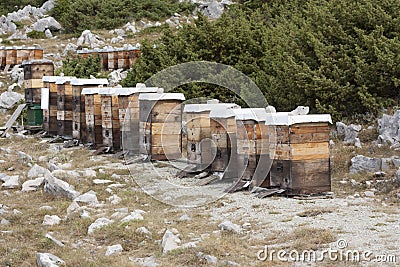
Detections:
23,60,54,105
56,77,75,137
71,78,108,143
138,93,185,160
17,47,30,63
265,113,332,194
42,76,75,136
107,49,118,70
5,47,17,66
232,108,272,188
99,88,121,151
0,47,6,68
117,86,161,155
117,48,126,69
183,100,239,172
209,108,238,179
82,88,103,147
99,50,109,70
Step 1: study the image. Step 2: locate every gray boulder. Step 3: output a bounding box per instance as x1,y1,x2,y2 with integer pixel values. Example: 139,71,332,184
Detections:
10,66,24,85
32,17,62,32
62,43,78,56
0,91,24,109
22,177,45,192
161,229,181,254
344,124,362,145
218,220,242,234
74,190,98,205
41,0,55,12
77,30,104,48
37,252,65,267
43,173,80,199
105,244,123,256
88,217,113,234
28,164,51,179
199,1,225,19
1,175,19,189
350,155,381,174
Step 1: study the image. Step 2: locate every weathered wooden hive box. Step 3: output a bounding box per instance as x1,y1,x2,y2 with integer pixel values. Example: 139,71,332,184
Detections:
138,93,185,160
55,77,75,137
5,47,17,66
1,46,43,68
0,47,5,67
208,108,238,178
107,49,118,70
82,88,103,147
232,108,272,187
42,76,75,136
265,113,332,194
183,100,239,171
23,59,54,104
99,88,122,151
99,50,109,70
117,86,161,155
71,78,108,143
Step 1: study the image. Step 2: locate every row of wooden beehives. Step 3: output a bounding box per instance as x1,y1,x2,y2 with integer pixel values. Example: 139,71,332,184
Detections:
0,46,43,69
76,47,140,70
36,75,332,195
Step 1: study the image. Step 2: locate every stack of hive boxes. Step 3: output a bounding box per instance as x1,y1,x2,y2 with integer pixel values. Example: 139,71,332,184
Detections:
22,59,54,128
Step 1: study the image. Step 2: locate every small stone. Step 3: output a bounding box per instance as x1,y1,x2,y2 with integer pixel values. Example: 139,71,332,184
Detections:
42,215,61,226
88,217,113,234
45,232,65,247
80,210,91,219
36,252,65,267
105,244,123,256
1,175,19,189
22,177,44,192
107,194,121,205
120,210,145,223
161,229,181,254
1,218,10,225
178,214,191,222
93,179,113,185
218,220,242,234
136,226,151,237
39,205,53,211
364,191,375,197
82,169,97,178
13,209,22,215
74,190,98,205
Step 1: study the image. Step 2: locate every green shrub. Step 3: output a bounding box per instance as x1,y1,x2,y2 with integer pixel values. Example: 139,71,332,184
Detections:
58,54,102,78
51,0,196,34
122,0,400,121
27,30,46,39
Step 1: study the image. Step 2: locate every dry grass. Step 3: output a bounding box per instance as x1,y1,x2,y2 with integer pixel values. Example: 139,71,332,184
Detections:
297,207,336,217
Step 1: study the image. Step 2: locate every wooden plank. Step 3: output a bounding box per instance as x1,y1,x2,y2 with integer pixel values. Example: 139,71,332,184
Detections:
271,144,290,160
152,134,181,146
291,142,329,160
290,159,331,194
24,79,44,89
151,122,182,135
289,132,330,144
0,104,26,137
289,124,330,135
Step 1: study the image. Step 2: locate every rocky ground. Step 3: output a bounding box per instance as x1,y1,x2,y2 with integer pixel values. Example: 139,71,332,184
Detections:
0,127,399,266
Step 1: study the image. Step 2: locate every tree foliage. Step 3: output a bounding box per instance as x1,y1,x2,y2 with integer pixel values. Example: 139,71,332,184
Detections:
122,0,400,120
0,0,47,16
51,0,195,34
58,55,102,78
